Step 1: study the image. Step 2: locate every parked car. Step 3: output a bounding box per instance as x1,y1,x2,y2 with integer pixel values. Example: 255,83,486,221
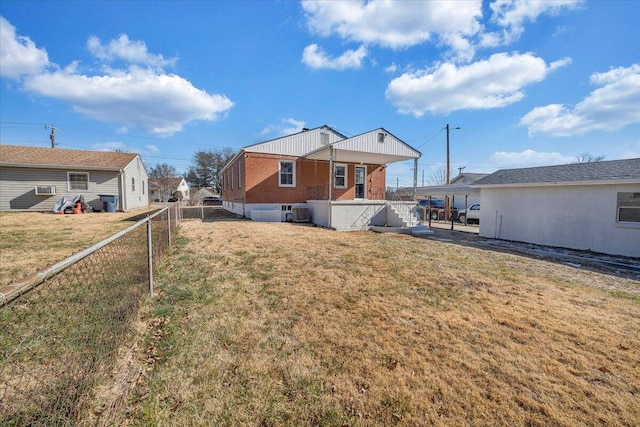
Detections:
458,203,480,224
202,196,222,206
417,199,458,220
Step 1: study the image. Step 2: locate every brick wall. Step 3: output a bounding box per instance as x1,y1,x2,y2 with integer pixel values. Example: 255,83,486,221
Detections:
224,151,386,204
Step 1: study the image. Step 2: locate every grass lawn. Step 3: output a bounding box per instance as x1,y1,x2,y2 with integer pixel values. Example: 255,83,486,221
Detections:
111,220,640,426
0,209,156,286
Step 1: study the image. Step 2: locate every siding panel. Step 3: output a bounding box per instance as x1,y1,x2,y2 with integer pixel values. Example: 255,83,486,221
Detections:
0,166,120,211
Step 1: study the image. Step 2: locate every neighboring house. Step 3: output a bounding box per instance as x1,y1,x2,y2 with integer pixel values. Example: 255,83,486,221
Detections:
413,172,488,210
190,187,218,205
0,144,149,212
148,177,189,202
472,158,640,257
221,125,421,231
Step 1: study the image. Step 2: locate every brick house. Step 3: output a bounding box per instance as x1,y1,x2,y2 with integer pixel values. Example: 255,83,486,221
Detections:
221,125,421,231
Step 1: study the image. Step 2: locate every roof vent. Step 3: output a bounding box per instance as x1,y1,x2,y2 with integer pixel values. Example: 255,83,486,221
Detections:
302,127,309,132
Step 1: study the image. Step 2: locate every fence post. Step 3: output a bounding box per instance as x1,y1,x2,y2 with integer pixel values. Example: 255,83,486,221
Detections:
167,205,172,248
147,216,154,297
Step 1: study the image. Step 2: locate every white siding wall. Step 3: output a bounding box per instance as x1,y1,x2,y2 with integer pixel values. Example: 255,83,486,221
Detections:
0,166,120,211
122,157,149,211
479,184,640,257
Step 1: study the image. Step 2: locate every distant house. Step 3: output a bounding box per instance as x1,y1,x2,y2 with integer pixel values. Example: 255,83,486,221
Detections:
0,144,149,212
472,158,640,257
148,177,189,202
414,172,488,210
190,187,218,205
221,125,421,231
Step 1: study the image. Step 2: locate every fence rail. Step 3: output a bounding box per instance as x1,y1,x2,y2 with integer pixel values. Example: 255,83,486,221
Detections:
0,204,180,426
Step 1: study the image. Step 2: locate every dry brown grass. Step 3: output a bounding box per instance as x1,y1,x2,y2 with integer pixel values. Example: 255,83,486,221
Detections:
0,210,156,285
114,221,639,426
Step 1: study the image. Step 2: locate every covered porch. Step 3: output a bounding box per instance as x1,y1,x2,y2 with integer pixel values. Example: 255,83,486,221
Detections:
303,130,421,231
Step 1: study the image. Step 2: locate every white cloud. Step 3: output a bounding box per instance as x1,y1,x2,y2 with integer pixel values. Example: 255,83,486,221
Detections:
24,66,234,136
386,52,568,116
384,63,398,74
146,144,160,154
0,16,49,78
302,44,367,70
92,141,132,152
490,149,574,168
260,118,306,136
520,64,640,136
488,0,582,44
87,34,177,69
302,0,482,53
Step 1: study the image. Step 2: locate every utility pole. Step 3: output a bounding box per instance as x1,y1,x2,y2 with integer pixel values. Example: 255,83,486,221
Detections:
445,124,461,184
45,125,59,148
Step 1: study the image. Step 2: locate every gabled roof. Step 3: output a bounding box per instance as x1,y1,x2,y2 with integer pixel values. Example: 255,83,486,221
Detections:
244,125,346,156
148,177,187,190
473,158,640,187
450,173,489,185
0,144,139,171
305,128,421,164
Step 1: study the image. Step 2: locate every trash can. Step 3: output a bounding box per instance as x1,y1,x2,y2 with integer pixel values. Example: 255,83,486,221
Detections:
98,194,119,213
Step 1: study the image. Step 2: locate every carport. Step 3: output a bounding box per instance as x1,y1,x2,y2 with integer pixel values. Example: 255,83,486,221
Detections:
414,184,481,231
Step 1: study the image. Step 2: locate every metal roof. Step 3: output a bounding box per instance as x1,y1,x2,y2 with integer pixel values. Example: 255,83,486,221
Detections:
473,158,640,187
304,128,421,164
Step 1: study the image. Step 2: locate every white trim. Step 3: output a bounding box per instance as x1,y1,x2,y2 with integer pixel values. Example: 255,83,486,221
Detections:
67,171,90,192
279,159,296,187
334,163,347,188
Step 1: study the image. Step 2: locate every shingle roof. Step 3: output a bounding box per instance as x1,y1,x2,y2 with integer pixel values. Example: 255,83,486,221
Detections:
148,177,185,189
474,158,640,186
0,144,138,170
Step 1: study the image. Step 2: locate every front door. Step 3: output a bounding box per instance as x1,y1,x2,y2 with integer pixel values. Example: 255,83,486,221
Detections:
355,166,366,199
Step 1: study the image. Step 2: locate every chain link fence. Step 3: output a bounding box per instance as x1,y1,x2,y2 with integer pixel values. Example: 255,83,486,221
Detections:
0,204,180,426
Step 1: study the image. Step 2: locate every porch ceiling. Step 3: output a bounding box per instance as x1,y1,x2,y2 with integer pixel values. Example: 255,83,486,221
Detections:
305,147,417,165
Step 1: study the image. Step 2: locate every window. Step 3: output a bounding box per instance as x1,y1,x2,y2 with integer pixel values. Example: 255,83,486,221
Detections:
131,177,135,192
238,163,242,189
617,192,640,223
231,168,234,190
334,164,347,188
142,180,145,195
68,172,89,191
281,205,292,212
279,160,295,187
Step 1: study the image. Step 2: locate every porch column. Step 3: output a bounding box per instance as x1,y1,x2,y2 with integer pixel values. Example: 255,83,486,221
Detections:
413,157,418,200
328,145,334,229
328,145,334,202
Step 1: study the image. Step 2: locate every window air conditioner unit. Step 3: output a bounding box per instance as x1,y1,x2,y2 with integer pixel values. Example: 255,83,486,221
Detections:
35,185,56,195
291,206,310,223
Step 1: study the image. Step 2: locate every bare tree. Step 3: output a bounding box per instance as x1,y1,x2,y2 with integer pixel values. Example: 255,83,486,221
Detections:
148,163,177,202
185,148,235,193
428,167,447,185
571,153,606,164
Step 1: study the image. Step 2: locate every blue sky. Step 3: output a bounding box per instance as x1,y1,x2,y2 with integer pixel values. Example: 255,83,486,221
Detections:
1,0,639,187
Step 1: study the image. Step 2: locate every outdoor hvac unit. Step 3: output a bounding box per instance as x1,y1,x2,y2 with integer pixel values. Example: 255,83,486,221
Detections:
291,206,310,223
35,185,56,195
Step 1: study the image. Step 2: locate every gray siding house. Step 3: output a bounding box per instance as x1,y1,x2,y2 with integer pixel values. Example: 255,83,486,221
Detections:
0,144,149,212
472,158,640,258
